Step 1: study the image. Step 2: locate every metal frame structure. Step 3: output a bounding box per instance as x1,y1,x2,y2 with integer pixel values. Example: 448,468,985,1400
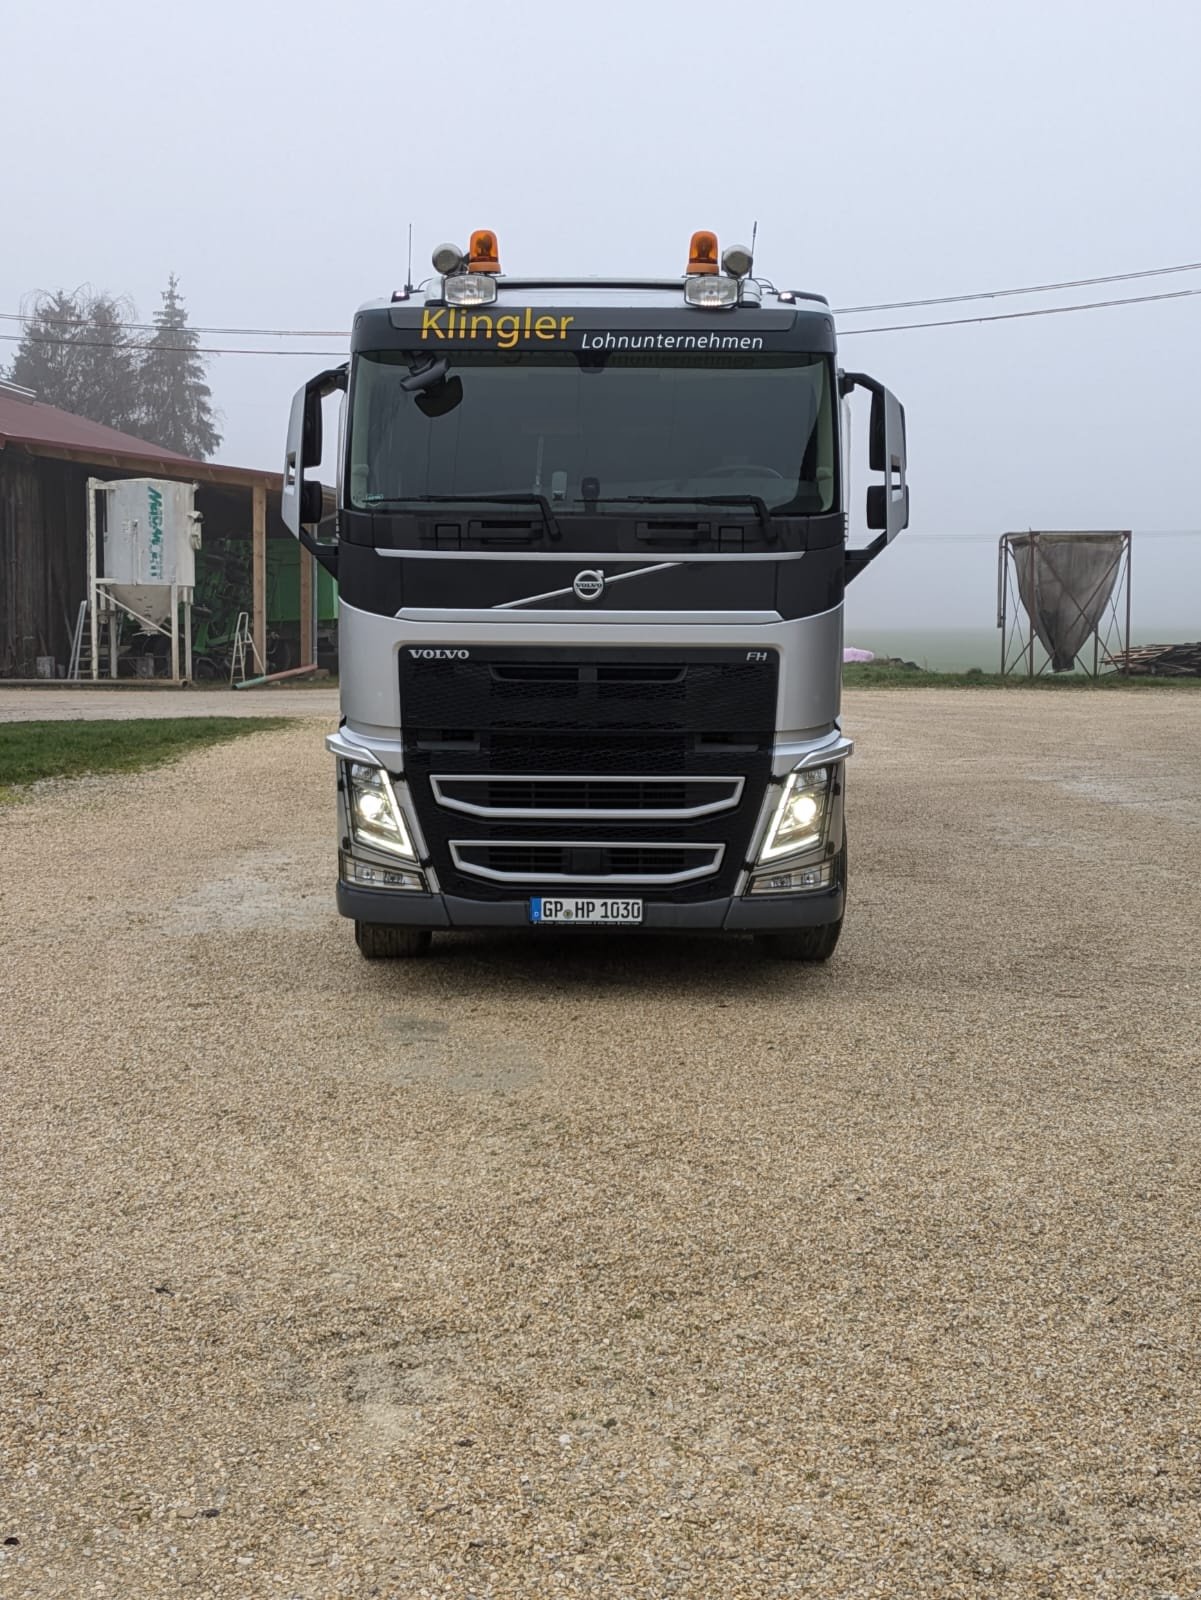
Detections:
85,477,195,682
998,530,1132,677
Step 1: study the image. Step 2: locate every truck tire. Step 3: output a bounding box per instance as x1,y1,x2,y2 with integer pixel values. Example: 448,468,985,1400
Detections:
354,922,431,960
755,919,842,963
755,835,847,963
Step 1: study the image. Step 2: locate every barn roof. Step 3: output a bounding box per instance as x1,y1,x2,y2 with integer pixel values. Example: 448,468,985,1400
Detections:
0,381,281,489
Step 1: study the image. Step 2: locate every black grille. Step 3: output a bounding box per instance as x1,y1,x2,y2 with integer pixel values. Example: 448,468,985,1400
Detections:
400,649,776,734
400,648,776,901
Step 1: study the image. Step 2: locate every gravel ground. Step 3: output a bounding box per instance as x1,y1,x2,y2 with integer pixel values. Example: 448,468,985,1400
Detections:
2,688,1199,1600
0,688,340,722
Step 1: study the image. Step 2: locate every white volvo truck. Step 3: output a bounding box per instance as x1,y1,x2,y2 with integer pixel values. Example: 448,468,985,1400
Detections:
282,231,908,960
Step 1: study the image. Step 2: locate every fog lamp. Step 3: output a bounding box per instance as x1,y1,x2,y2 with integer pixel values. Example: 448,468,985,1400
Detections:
749,860,834,894
340,853,425,891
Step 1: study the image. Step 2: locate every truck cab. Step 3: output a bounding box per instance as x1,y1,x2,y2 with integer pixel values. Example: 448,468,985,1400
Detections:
283,231,908,960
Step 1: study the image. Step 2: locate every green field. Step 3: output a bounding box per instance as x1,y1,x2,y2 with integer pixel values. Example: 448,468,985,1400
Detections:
842,662,1200,689
0,718,290,798
846,626,1194,673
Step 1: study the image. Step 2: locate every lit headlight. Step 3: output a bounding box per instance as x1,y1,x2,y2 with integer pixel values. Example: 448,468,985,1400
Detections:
758,766,831,862
346,762,416,859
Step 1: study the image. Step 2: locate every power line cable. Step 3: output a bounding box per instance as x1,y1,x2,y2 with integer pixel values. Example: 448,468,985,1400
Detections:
897,530,1201,541
837,286,1201,336
0,333,342,357
0,311,349,338
833,259,1201,315
2,284,1199,358
3,258,1201,340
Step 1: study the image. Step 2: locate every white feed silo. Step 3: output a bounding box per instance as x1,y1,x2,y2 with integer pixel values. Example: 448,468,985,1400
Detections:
86,477,203,680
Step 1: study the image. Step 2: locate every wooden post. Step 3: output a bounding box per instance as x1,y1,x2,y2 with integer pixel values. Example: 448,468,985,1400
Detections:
252,482,267,674
299,544,315,667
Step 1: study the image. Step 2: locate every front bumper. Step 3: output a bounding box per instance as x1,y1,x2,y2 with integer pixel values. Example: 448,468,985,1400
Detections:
335,882,843,932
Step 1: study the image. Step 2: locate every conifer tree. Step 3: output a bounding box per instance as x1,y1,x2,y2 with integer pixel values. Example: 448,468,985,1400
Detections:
8,287,141,433
134,274,222,458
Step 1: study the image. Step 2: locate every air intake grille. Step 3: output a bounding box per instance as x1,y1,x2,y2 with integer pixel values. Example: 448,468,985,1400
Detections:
430,774,744,819
449,841,724,885
399,647,776,902
400,648,777,733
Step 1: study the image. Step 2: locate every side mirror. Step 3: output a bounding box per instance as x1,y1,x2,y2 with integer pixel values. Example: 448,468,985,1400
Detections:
300,480,324,524
301,386,323,466
866,483,909,531
282,366,346,574
842,370,910,581
284,366,347,540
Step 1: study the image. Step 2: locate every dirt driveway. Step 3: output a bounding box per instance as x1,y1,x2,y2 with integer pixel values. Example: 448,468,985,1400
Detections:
2,689,1199,1599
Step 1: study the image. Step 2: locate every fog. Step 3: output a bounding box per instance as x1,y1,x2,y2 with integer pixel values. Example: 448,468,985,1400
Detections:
4,0,1199,632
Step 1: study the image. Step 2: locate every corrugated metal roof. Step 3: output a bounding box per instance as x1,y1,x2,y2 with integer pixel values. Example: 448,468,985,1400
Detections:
0,385,280,489
0,385,196,460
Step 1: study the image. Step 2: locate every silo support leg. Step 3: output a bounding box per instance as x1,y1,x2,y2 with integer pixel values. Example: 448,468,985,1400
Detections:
252,484,267,678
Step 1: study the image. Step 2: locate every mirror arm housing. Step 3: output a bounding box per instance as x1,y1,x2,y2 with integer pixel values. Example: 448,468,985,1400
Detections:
844,531,889,582
298,525,339,578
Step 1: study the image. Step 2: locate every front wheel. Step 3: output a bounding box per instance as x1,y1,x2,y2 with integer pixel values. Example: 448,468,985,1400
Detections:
755,920,842,963
755,835,846,963
355,922,431,960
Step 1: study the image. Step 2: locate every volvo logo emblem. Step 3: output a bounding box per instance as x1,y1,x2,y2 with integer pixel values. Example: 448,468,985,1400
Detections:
573,569,605,603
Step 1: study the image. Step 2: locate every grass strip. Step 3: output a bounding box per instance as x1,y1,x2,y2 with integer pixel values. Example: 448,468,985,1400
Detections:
843,664,1201,689
0,717,291,797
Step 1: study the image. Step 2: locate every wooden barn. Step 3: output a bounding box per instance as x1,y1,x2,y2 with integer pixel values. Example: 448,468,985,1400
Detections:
0,379,322,679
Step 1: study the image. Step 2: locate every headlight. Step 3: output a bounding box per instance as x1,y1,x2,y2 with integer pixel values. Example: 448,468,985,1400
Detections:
346,762,417,859
758,766,831,863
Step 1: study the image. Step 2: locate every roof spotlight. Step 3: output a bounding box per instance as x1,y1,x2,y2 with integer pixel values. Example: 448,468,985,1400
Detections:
432,243,466,275
721,243,754,278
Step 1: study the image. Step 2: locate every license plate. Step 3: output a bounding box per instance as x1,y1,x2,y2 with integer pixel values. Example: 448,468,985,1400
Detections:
530,896,643,925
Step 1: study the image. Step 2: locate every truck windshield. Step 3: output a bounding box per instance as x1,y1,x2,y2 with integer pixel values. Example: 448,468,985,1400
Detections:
347,350,836,517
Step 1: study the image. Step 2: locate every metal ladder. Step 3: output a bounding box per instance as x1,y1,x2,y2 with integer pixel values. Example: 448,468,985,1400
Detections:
229,612,264,685
68,600,90,680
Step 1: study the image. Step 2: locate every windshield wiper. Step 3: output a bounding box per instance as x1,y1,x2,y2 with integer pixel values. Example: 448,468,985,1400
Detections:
362,492,561,541
604,494,774,539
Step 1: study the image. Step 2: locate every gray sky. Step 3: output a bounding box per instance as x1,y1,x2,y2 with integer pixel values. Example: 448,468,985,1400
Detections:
4,0,1199,632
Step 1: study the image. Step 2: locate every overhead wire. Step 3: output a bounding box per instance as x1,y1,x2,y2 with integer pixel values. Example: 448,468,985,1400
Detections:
837,286,1201,336
0,332,341,358
2,282,1200,360
0,311,348,339
832,259,1201,314
2,258,1201,344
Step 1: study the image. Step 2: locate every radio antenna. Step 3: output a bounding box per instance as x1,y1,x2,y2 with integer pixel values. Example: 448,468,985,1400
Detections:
405,223,414,293
750,219,759,262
